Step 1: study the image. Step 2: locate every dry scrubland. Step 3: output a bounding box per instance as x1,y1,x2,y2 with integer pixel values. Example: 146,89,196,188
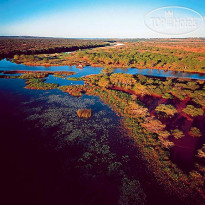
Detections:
0,37,109,59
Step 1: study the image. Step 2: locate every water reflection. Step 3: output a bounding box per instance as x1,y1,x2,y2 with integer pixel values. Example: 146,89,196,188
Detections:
45,75,84,86
1,59,205,80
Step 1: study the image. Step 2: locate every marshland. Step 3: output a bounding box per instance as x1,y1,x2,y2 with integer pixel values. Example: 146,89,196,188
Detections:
1,37,205,205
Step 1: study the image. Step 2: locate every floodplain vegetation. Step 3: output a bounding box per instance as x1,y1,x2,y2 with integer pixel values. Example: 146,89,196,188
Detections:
58,73,205,203
10,39,205,73
0,70,76,89
3,70,205,203
1,38,205,203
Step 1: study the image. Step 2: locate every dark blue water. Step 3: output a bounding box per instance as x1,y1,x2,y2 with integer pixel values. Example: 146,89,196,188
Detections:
45,75,84,86
0,78,123,205
0,59,205,80
0,77,179,205
0,59,197,204
0,59,102,75
0,59,102,86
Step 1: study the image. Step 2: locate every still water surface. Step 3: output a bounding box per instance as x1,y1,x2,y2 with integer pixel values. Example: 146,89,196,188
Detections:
0,59,203,204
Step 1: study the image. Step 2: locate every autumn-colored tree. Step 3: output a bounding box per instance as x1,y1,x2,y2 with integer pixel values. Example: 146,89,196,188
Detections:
171,129,184,139
77,109,92,118
142,116,166,134
133,83,148,96
155,104,177,117
197,144,205,158
13,54,19,60
98,76,111,88
183,105,204,117
189,127,202,137
110,73,136,87
126,102,149,118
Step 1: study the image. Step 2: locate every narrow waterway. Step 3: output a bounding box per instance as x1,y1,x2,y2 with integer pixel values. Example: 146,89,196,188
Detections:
1,59,205,80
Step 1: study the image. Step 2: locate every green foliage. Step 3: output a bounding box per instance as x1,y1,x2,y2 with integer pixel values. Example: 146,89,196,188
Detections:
53,74,67,78
98,76,111,88
67,77,83,81
156,104,177,117
183,105,204,117
133,83,148,96
20,73,48,79
13,54,19,60
171,129,185,139
186,81,200,90
191,90,205,107
162,93,174,99
110,73,136,87
68,42,205,73
171,87,188,100
25,78,59,90
57,72,205,202
137,75,148,83
189,127,202,137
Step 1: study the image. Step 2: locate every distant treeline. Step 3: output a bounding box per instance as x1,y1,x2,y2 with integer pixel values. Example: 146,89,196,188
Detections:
76,43,205,73
0,38,110,59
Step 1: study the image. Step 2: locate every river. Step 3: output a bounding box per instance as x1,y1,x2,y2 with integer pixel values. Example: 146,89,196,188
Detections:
0,58,203,205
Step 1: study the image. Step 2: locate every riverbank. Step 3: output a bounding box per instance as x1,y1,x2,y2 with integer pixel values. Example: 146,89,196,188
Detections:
10,48,205,75
58,74,205,203
1,68,205,203
11,59,205,75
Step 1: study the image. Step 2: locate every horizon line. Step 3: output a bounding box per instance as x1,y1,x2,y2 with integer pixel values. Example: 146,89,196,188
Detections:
0,35,205,40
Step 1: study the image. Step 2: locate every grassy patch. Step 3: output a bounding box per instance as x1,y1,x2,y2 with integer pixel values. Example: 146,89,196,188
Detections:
67,77,83,81
19,73,48,79
25,78,59,90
